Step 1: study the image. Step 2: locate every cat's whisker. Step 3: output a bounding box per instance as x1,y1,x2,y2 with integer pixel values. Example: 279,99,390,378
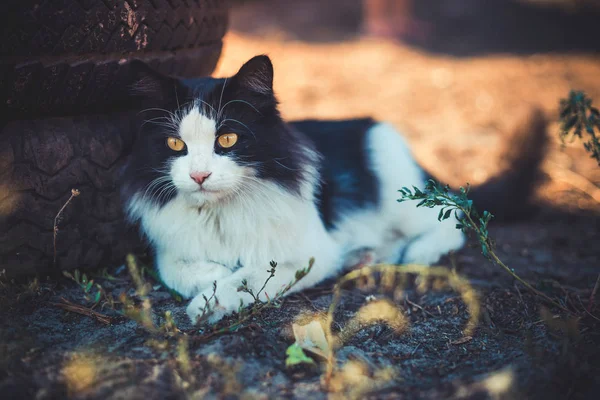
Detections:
217,77,228,121
195,99,218,120
219,99,261,116
148,165,173,174
156,183,177,205
137,107,177,119
141,117,179,132
142,176,174,201
273,159,298,171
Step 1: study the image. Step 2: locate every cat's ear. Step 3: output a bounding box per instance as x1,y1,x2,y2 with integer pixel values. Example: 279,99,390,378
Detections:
233,55,274,95
127,60,182,104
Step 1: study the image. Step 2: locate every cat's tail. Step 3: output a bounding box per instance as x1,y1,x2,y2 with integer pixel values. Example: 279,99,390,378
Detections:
463,107,549,221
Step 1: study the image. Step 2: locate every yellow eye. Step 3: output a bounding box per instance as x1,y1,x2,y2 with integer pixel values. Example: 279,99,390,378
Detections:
217,133,238,149
167,137,185,151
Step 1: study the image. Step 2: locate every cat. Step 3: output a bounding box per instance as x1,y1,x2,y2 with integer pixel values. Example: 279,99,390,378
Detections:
120,55,547,324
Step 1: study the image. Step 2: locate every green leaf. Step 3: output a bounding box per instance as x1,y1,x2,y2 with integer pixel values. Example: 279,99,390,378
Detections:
437,208,444,221
443,209,452,220
481,243,489,258
285,343,315,367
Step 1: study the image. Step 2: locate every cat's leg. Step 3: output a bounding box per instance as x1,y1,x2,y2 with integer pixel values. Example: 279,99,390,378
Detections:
372,191,466,266
157,251,233,299
399,221,465,265
186,256,341,324
374,235,409,265
365,122,466,265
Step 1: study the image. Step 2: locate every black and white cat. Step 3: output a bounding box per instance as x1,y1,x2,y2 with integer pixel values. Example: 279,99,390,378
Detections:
120,55,547,323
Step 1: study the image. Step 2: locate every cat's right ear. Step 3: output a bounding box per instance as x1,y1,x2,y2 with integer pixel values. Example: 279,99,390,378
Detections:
233,55,274,95
127,60,182,104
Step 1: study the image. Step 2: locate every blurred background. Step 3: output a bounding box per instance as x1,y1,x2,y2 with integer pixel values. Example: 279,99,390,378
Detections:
215,0,600,214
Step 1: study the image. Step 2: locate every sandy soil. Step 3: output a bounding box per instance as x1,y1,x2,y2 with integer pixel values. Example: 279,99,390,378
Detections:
1,1,600,399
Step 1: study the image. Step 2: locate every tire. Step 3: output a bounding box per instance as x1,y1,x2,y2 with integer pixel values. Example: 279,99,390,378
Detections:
1,113,147,278
1,0,229,120
0,1,229,278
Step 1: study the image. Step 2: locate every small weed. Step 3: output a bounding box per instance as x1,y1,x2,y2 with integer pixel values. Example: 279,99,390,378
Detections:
53,188,80,266
62,269,114,309
120,254,181,336
398,179,570,313
238,260,278,303
175,336,193,384
285,343,316,367
91,268,119,282
25,277,40,294
559,90,600,165
193,259,314,339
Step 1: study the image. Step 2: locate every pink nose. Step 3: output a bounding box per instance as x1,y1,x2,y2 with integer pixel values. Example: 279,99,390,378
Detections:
190,172,211,185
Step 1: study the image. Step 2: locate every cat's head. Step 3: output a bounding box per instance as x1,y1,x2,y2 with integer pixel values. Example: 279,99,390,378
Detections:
121,55,317,212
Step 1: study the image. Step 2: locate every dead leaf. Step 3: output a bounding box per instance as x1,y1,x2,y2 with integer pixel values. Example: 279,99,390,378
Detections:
291,319,329,358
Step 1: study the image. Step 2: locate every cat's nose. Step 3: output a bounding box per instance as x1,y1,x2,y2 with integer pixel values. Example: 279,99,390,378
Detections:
190,172,212,185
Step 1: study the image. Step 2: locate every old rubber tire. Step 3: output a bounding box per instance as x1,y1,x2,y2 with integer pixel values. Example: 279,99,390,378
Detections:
0,113,150,279
1,0,229,120
0,1,229,278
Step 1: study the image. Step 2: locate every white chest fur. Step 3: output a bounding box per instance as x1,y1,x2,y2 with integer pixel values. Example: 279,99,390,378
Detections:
126,175,344,300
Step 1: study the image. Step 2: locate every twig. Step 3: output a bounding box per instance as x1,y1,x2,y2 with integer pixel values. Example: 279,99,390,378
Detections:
50,297,113,325
410,342,422,356
53,189,80,266
405,296,436,318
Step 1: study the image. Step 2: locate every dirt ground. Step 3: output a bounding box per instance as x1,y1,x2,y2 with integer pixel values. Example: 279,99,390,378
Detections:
2,1,600,399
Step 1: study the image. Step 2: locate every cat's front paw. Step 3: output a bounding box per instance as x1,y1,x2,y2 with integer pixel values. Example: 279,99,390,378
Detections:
185,285,249,325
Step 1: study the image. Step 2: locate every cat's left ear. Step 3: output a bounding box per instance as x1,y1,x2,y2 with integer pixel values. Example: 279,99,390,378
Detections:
233,55,274,95
127,60,183,104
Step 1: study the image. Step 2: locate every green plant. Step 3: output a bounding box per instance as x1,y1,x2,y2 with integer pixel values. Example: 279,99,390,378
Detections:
63,269,113,308
559,90,600,165
285,343,316,367
398,179,569,312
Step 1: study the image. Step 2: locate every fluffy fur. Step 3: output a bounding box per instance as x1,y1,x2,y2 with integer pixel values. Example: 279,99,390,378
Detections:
120,55,547,323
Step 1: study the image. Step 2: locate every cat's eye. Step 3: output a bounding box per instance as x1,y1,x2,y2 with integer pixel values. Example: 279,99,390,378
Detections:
167,137,186,152
217,133,238,149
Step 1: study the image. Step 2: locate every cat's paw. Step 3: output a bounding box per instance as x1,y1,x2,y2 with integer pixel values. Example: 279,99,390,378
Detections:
401,245,443,266
185,285,249,325
402,228,465,265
